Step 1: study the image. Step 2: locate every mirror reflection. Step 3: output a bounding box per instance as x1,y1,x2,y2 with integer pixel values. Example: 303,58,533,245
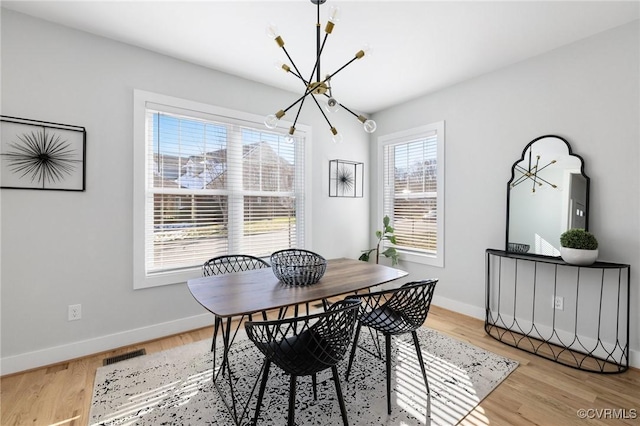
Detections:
506,135,589,256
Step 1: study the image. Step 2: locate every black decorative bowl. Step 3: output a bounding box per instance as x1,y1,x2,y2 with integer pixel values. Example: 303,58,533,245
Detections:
270,249,327,286
508,243,530,253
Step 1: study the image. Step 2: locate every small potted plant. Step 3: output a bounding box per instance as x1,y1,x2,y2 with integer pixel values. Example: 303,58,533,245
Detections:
359,215,399,266
559,228,598,266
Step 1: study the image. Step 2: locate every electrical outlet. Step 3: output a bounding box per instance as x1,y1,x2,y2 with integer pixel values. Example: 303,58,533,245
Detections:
68,304,82,321
553,296,564,311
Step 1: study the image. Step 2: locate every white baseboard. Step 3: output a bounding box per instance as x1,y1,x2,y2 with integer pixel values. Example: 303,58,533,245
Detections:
1,313,213,376
432,294,485,320
631,350,640,370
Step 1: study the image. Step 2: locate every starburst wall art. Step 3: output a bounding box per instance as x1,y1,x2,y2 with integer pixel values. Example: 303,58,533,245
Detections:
1,116,86,191
329,159,363,197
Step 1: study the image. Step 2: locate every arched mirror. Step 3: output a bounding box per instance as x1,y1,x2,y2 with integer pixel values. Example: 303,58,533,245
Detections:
506,135,589,256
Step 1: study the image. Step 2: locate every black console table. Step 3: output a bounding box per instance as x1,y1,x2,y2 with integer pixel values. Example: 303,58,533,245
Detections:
485,249,629,373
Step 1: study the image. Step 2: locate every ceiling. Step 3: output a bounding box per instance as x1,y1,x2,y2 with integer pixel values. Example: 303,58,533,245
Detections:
2,1,639,114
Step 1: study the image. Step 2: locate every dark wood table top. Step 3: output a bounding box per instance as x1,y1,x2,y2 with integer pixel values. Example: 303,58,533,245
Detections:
187,257,408,317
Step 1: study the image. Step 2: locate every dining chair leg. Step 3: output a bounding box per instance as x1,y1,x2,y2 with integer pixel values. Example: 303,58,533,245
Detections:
385,333,392,415
288,375,297,426
331,365,349,426
412,331,431,420
321,298,330,311
252,359,271,426
345,322,362,381
312,373,318,400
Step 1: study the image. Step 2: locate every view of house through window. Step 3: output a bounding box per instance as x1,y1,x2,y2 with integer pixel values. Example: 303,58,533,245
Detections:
380,122,444,267
144,105,305,277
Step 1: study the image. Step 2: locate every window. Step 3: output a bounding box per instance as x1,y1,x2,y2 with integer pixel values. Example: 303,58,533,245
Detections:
133,91,309,288
378,122,444,267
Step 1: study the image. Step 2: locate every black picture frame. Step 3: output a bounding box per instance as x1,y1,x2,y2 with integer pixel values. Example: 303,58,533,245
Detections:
329,159,364,198
1,115,86,191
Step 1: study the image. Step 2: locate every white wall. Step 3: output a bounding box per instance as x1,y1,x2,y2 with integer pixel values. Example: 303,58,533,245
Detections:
2,9,638,374
371,21,640,366
0,10,371,374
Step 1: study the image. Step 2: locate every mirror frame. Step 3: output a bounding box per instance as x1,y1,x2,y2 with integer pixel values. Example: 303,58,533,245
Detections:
505,134,590,255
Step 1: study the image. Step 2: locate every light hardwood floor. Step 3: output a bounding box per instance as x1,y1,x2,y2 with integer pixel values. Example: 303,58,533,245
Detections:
2,305,639,425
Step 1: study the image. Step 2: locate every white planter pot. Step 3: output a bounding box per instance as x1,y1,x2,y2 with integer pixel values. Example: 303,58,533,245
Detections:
560,247,598,266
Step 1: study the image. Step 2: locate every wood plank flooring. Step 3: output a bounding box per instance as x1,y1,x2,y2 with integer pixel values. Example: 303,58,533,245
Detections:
2,305,638,425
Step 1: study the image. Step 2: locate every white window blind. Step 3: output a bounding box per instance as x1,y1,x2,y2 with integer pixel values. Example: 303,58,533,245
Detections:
379,122,444,266
135,93,306,286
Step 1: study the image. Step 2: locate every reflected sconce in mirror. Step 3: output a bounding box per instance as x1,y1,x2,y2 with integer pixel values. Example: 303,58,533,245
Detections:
329,159,363,197
506,135,589,256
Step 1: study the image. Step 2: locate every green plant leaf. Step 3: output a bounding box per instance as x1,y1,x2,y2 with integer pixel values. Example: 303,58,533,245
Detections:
382,247,399,265
359,215,399,265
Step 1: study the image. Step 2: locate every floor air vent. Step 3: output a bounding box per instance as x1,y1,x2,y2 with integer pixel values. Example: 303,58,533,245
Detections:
103,349,146,366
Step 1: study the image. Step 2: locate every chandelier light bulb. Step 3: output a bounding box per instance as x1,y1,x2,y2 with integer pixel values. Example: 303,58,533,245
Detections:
363,119,377,133
328,5,341,23
266,23,279,39
331,132,343,144
264,114,279,129
285,126,296,144
325,97,340,113
361,43,372,58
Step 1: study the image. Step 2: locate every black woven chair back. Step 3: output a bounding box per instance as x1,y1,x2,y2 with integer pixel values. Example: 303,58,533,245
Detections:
245,299,360,376
355,279,438,335
202,254,269,276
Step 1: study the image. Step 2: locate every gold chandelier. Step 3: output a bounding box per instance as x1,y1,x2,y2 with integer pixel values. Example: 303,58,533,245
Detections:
264,0,377,144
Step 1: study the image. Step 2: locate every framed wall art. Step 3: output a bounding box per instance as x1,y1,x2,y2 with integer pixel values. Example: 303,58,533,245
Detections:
329,159,364,198
1,115,86,191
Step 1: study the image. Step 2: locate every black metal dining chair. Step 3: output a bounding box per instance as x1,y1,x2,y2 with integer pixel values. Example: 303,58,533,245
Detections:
345,279,438,417
202,255,270,365
245,298,361,426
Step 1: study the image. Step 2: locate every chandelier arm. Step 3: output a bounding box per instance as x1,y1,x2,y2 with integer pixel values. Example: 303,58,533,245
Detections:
310,94,335,129
325,55,359,81
282,83,323,114
316,1,321,82
308,32,330,86
535,160,557,173
335,101,360,119
512,164,556,189
531,156,541,190
287,69,309,85
511,165,534,187
511,176,531,187
281,46,307,84
290,96,307,129
532,174,557,188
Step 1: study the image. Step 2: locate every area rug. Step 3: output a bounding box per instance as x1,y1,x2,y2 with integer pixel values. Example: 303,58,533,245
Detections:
89,327,518,425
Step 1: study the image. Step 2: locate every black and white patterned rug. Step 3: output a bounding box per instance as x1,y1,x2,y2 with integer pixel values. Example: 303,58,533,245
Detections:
89,327,518,425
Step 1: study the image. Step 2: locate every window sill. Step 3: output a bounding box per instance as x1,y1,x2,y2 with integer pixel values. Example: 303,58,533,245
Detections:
398,249,443,268
134,267,201,290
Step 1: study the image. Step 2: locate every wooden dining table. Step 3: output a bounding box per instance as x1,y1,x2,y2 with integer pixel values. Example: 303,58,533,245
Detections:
187,257,408,424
